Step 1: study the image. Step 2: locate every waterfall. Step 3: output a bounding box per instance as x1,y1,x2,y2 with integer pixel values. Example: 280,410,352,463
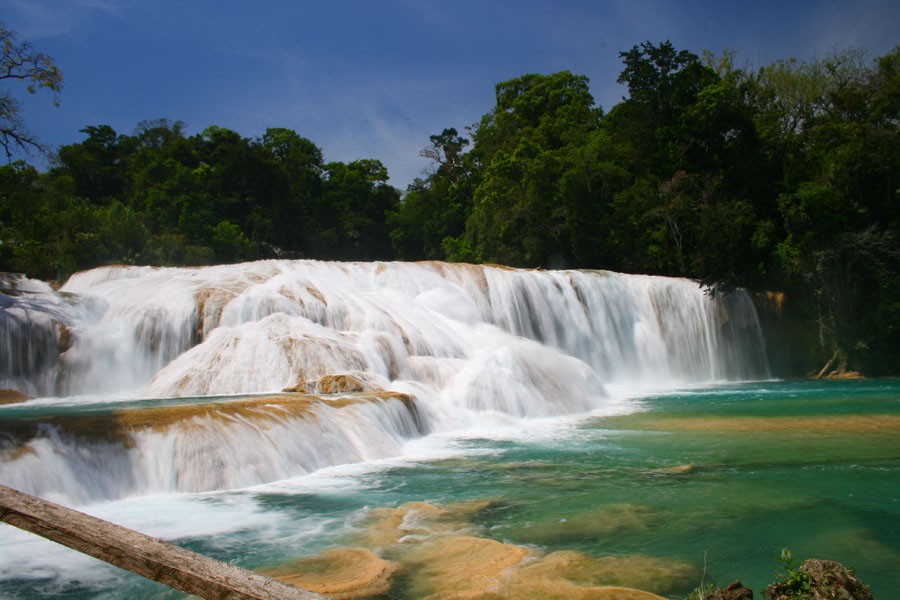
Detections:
0,393,423,505
0,260,769,503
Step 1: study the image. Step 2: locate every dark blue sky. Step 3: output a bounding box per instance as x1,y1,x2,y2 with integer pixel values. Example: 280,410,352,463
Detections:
3,0,899,187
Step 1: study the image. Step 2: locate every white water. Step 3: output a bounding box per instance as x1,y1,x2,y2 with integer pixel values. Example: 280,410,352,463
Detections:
0,260,769,505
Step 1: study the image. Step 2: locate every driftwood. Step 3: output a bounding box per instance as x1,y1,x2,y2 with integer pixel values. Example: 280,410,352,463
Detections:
815,350,839,379
0,484,325,599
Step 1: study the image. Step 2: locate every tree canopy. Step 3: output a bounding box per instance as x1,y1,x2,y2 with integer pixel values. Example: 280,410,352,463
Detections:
1,40,899,374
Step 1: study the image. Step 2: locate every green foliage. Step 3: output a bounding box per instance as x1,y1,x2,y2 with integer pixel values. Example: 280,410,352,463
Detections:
4,40,899,374
2,118,402,279
687,582,716,600
766,548,813,599
453,71,605,267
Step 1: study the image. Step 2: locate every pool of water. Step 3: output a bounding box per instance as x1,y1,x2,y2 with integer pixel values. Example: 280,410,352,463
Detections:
2,378,898,598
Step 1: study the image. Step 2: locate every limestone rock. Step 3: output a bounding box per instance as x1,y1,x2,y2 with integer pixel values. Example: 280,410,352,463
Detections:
711,580,753,600
0,389,31,405
263,547,399,599
507,550,694,598
284,373,381,394
765,559,873,600
405,535,530,600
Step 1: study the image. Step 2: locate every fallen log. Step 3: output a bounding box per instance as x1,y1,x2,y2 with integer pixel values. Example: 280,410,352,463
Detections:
815,350,839,379
0,484,325,599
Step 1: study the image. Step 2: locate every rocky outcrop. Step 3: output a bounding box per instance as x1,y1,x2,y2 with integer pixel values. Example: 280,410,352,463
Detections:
710,580,753,600
283,373,381,394
263,548,399,599
823,370,863,379
0,389,32,405
343,499,695,600
764,559,873,600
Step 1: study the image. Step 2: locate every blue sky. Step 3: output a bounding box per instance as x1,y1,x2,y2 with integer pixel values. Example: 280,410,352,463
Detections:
3,0,899,188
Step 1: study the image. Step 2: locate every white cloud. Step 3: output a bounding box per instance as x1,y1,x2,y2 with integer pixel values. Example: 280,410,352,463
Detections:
4,0,130,38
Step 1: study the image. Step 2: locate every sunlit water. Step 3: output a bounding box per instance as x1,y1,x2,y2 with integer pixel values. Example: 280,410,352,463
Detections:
2,379,898,598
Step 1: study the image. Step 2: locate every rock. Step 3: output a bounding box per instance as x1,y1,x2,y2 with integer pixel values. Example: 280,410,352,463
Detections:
284,373,380,394
353,501,479,549
825,370,863,379
765,558,873,600
262,547,400,599
56,322,73,353
507,503,667,544
404,535,530,599
711,580,753,600
649,464,696,475
0,389,32,405
508,550,696,598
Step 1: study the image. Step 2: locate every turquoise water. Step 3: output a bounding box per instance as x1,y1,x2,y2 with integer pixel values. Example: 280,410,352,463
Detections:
2,379,899,598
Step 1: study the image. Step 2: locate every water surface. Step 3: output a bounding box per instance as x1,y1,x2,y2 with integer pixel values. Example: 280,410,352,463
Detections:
2,378,897,598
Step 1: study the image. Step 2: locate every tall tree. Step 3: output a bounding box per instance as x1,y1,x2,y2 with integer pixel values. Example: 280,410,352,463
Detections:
390,128,474,261
454,71,603,266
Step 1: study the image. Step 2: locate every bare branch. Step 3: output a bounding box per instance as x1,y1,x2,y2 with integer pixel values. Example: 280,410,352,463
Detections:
0,22,63,162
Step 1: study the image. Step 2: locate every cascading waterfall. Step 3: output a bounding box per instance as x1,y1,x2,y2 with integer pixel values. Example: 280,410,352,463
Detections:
0,260,769,505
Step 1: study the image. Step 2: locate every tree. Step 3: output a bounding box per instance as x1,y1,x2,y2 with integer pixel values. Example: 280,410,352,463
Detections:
455,71,602,267
617,41,717,129
0,22,63,161
389,128,475,261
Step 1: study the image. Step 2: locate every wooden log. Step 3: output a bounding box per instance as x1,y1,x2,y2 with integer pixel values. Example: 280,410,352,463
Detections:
815,350,839,379
0,484,325,599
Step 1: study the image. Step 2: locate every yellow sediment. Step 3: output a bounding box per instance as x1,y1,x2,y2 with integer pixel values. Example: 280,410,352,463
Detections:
343,498,688,599
8,446,37,460
612,414,900,434
194,286,239,338
0,391,417,447
508,551,696,597
506,581,667,600
353,501,477,549
401,537,686,600
444,497,506,516
648,464,696,475
808,527,900,571
824,370,864,379
285,373,381,394
420,261,491,299
305,285,327,306
405,535,529,600
262,548,399,599
273,283,328,310
0,389,32,405
513,503,665,543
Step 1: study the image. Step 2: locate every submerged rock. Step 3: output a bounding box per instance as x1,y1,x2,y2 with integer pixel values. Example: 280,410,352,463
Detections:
507,551,695,598
262,547,399,599
348,498,689,599
507,503,668,544
353,500,485,549
403,540,683,599
648,464,696,475
405,535,530,599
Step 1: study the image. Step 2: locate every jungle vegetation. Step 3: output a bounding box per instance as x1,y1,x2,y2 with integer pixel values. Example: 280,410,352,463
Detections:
1,37,898,374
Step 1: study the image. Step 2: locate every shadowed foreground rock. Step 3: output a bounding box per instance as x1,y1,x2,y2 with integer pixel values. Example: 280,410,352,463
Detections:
711,580,753,599
765,559,873,600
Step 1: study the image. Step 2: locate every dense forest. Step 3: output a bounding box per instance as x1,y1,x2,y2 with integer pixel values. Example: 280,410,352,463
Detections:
1,42,898,375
